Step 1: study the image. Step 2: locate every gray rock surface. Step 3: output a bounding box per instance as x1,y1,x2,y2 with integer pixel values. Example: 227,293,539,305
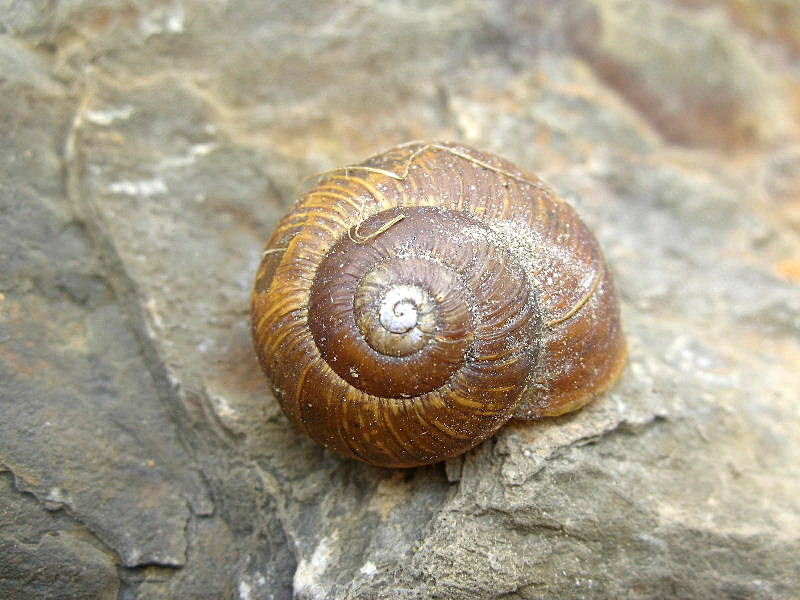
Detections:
1,1,799,598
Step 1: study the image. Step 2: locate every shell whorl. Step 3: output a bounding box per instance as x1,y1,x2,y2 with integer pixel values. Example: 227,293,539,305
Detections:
251,142,626,467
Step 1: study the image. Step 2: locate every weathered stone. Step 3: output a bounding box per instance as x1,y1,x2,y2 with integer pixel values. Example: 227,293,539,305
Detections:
0,32,208,570
0,472,119,600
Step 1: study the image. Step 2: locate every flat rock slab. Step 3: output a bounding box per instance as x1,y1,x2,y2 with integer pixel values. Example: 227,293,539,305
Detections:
1,1,799,599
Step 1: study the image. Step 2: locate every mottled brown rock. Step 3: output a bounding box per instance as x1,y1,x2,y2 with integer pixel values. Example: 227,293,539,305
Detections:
0,472,119,600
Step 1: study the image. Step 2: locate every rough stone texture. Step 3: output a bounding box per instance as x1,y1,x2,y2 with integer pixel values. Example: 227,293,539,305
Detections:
1,1,798,599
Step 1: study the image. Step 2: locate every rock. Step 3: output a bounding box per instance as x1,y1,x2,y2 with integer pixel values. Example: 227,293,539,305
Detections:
0,472,119,600
1,1,798,598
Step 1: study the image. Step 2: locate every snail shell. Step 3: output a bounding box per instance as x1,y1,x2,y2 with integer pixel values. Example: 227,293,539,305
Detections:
251,142,626,468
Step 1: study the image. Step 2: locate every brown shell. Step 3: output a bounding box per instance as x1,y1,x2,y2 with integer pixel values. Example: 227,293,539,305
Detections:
251,142,626,468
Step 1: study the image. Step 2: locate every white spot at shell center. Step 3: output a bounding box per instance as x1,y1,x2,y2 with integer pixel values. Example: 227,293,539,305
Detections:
379,285,425,333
